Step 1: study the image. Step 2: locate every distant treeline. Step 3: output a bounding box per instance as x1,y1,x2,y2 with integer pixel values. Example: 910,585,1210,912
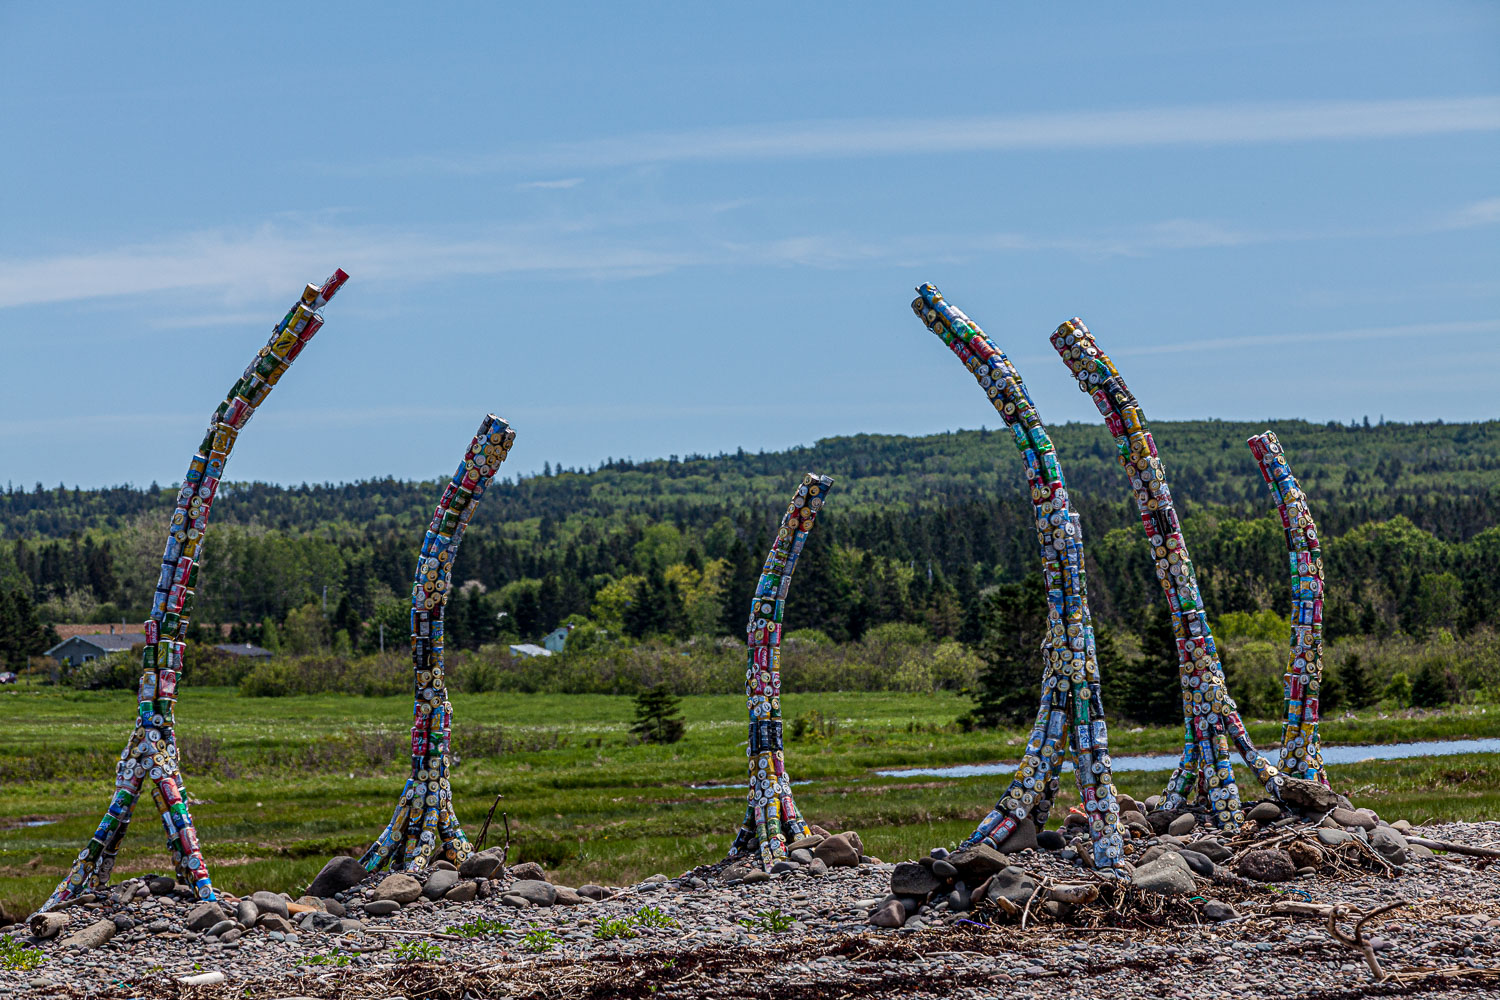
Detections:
2,420,1498,661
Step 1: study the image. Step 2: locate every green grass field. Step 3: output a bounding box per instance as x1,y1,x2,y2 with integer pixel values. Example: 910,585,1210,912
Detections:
2,683,1497,920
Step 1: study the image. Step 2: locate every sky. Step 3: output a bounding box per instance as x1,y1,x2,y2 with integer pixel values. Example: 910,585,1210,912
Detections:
1,3,1497,488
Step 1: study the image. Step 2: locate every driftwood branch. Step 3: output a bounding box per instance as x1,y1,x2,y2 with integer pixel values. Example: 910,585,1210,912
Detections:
1327,901,1405,982
1406,836,1500,859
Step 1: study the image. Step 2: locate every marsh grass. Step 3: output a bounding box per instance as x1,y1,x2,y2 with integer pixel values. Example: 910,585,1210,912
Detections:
1,683,1497,918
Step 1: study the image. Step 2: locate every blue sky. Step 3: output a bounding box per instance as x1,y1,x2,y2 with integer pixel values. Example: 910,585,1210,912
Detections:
1,3,1496,488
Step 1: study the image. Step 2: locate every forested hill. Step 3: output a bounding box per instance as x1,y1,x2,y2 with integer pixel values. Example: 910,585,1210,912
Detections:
3,419,1499,653
6,419,1499,541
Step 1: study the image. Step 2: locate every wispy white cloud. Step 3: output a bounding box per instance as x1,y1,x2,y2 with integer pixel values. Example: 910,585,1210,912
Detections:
517,177,584,190
359,96,1500,175
1443,196,1500,229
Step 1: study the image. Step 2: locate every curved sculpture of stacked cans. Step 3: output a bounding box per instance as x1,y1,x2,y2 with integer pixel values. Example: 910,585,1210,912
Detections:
361,414,517,872
1249,431,1328,786
1051,320,1282,830
39,269,350,913
911,284,1127,879
728,473,835,868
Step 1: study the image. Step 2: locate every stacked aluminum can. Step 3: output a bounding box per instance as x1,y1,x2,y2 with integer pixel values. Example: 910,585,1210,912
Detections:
912,285,1127,879
1051,319,1282,830
361,414,516,872
728,473,834,868
1248,431,1328,785
40,269,349,913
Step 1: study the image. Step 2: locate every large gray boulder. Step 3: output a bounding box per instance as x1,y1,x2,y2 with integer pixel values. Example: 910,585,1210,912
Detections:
812,832,861,868
307,856,367,899
507,879,557,906
371,873,422,905
1235,848,1297,883
1278,776,1339,814
458,847,506,879
250,891,289,919
983,866,1038,908
1132,852,1195,896
422,869,460,900
948,844,1007,883
889,862,940,898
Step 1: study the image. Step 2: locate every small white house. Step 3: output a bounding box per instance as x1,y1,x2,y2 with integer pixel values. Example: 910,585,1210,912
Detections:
508,643,552,659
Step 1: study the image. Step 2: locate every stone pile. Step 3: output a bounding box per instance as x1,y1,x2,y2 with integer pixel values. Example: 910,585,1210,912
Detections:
871,779,1424,929
719,830,870,882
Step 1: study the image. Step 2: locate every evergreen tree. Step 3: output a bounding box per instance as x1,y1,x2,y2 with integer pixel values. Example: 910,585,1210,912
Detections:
1120,602,1182,725
630,682,685,744
1410,661,1449,708
332,593,362,649
964,574,1047,728
719,536,759,638
1341,652,1373,708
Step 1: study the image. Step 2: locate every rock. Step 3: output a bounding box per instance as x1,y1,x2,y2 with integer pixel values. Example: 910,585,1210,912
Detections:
1186,839,1232,864
997,820,1039,854
235,900,259,928
422,869,460,900
931,859,957,880
1370,826,1410,864
294,895,327,911
500,894,532,908
287,901,318,916
1235,848,1297,883
322,898,346,917
551,886,584,906
250,891,290,919
509,861,547,882
28,912,68,940
1331,807,1377,831
1133,853,1195,896
1177,849,1215,876
1146,809,1185,834
306,856,366,899
1246,801,1283,824
371,874,422,905
946,886,972,911
1392,819,1414,833
337,919,365,934
112,914,134,931
1410,843,1435,859
147,875,176,896
788,848,814,865
1278,776,1340,814
742,870,770,884
948,844,1007,883
809,824,833,838
984,866,1038,908
432,859,457,871
219,927,242,944
890,862,941,898
1203,899,1239,922
1120,809,1147,828
1167,813,1198,836
459,848,506,879
1134,845,1168,867
206,919,239,938
363,900,400,917
184,902,224,932
1036,830,1065,850
721,860,757,883
255,913,293,933
309,911,344,932
508,879,557,906
178,971,226,986
1288,840,1325,870
787,835,825,852
577,884,612,901
806,858,828,876
1316,828,1352,848
445,881,478,903
769,860,799,874
870,899,906,928
812,832,861,868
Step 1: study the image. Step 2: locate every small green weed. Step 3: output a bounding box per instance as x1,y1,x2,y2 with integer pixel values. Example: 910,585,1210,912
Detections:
443,916,511,937
295,951,352,967
594,916,637,940
739,908,795,933
391,940,442,962
632,905,678,929
522,926,561,952
0,936,46,972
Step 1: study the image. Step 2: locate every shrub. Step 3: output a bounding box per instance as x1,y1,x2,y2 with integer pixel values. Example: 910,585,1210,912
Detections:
630,683,685,744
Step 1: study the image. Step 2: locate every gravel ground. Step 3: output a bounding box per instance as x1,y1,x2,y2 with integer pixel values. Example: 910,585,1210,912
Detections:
3,820,1497,1000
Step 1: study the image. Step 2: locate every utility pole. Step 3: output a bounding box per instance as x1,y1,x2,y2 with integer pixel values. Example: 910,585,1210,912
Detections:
379,622,384,654
322,585,327,615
